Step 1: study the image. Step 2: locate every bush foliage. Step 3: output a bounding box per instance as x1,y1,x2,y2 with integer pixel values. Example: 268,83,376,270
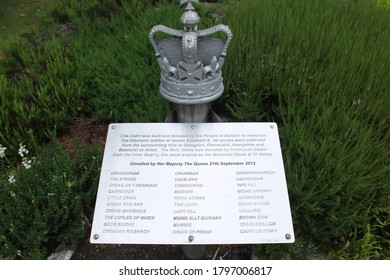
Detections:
0,141,102,259
224,0,389,259
0,0,388,259
0,37,82,155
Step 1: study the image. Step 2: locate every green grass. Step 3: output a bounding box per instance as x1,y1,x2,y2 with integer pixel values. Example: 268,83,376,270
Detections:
0,0,389,259
224,0,389,259
0,0,56,58
65,1,177,122
0,34,82,155
48,0,220,123
377,0,390,9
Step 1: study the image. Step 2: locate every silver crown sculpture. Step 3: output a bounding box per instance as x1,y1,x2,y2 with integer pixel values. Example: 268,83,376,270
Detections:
149,0,232,122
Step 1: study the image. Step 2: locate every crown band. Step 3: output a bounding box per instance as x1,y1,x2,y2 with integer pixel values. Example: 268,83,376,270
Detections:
160,72,224,105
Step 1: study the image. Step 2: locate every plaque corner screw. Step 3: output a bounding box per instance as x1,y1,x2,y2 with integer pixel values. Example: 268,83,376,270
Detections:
111,125,116,130
270,125,275,129
188,235,194,242
191,125,196,129
285,233,291,240
93,234,99,240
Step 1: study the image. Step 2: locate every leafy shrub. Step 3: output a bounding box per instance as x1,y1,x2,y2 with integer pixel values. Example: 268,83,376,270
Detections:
49,0,219,123
48,0,175,123
377,0,390,10
0,0,227,153
50,0,152,23
224,0,389,259
0,34,82,157
0,141,102,259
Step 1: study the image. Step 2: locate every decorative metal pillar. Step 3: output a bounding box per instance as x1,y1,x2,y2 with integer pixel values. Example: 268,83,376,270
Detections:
149,0,232,123
149,0,232,258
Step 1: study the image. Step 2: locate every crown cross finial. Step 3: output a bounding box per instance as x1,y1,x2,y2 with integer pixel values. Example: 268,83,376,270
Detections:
180,0,200,30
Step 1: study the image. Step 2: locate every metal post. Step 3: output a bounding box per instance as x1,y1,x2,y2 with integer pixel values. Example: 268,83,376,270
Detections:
149,0,232,259
174,103,210,123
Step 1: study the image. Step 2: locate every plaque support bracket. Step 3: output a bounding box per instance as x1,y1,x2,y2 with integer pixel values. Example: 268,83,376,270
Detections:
167,104,218,259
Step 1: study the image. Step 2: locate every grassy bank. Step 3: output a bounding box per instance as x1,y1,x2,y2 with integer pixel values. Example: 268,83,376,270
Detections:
0,0,56,57
0,0,389,259
224,0,389,259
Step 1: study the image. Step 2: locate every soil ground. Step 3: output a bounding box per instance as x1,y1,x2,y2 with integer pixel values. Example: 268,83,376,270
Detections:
72,239,252,260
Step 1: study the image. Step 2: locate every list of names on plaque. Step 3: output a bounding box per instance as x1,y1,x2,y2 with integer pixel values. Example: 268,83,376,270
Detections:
91,123,294,244
103,170,155,235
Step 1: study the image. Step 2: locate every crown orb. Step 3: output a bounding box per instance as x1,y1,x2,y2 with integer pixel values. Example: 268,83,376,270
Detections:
181,10,200,29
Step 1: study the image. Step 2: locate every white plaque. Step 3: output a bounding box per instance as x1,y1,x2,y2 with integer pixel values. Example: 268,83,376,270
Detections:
90,123,294,244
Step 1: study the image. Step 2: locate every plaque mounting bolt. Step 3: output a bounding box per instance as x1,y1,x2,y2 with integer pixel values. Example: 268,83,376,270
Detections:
285,233,291,240
111,125,116,130
188,235,194,242
93,234,99,240
270,125,274,129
